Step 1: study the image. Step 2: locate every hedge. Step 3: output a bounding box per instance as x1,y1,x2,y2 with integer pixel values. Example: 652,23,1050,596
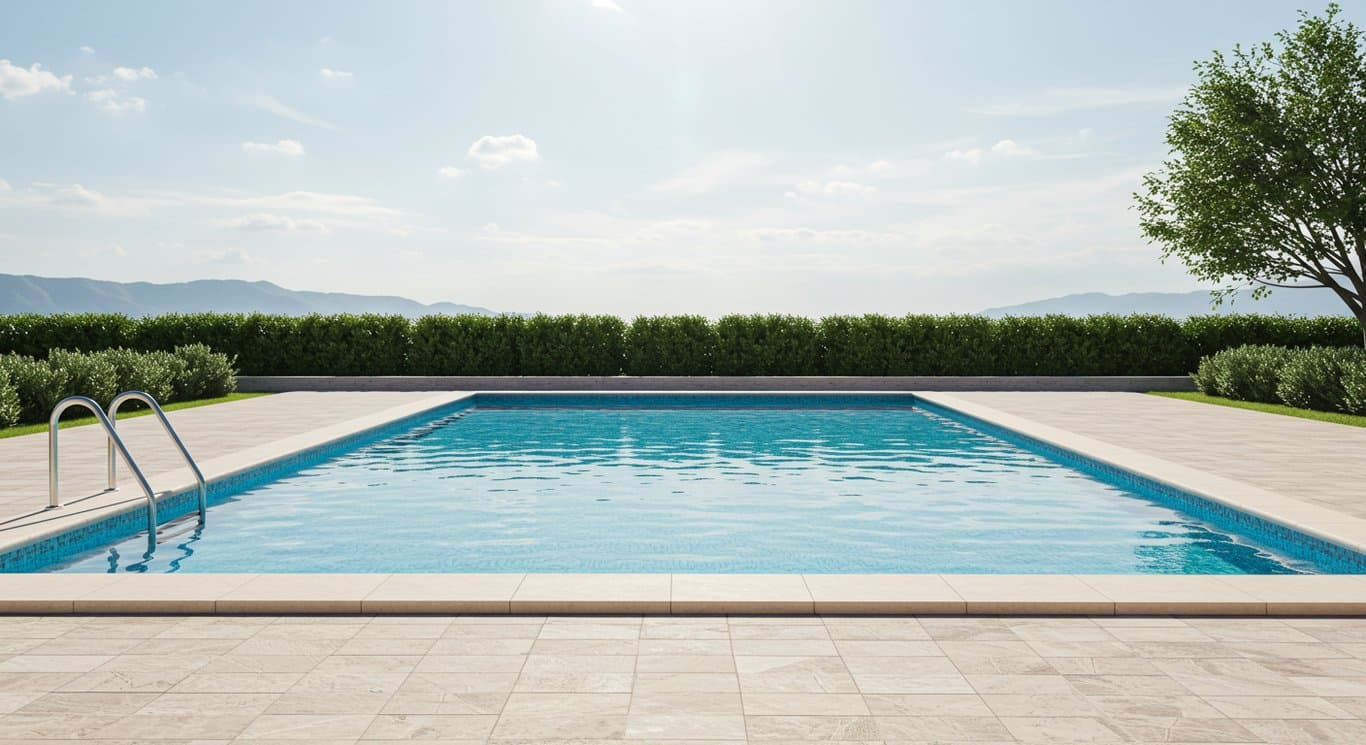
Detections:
0,345,237,428
1193,345,1366,415
0,313,1359,377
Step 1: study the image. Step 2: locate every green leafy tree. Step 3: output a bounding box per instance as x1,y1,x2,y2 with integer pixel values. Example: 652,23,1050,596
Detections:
1136,4,1366,344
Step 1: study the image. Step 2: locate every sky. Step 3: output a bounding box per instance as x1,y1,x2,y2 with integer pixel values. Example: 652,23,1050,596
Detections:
0,0,1353,315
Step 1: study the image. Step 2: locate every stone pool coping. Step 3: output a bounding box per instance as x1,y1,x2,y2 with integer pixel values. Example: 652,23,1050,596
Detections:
3,390,1365,616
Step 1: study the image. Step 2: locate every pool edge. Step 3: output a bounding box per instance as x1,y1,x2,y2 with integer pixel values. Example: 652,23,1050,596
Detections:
4,389,1366,617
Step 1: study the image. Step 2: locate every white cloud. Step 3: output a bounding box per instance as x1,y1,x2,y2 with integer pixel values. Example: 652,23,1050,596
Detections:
244,93,337,129
867,160,895,175
86,88,147,114
591,0,624,11
0,177,10,192
113,66,156,81
744,227,899,243
822,180,877,197
0,59,72,99
438,166,465,179
320,68,353,80
80,46,95,55
970,86,1185,117
468,134,540,169
212,248,255,265
944,139,1041,166
242,139,306,157
217,213,328,232
791,179,877,198
650,151,770,194
944,147,984,166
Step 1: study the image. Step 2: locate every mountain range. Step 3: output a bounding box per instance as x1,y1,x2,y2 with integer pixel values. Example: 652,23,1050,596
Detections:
0,274,496,317
0,273,1354,318
982,289,1353,318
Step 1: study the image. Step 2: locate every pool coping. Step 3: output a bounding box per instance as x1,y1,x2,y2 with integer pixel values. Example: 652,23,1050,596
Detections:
3,390,1366,616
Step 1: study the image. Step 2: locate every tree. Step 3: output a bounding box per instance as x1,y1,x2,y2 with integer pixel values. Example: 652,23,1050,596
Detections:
1136,4,1366,345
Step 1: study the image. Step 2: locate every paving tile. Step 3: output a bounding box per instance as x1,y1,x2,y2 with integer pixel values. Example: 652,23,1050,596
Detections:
803,573,964,614
671,574,813,614
511,574,669,614
361,573,524,614
489,692,630,738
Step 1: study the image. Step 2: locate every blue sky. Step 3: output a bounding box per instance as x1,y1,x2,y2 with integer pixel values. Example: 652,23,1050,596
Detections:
0,1,1350,314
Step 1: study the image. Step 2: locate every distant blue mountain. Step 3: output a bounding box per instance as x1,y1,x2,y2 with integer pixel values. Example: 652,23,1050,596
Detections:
0,274,498,317
982,289,1353,318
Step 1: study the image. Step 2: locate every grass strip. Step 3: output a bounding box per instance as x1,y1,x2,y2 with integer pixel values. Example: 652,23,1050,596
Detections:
1149,391,1366,429
0,392,269,440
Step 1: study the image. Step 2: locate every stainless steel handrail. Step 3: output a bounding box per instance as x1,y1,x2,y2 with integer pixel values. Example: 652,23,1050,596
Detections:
49,396,158,551
107,391,206,525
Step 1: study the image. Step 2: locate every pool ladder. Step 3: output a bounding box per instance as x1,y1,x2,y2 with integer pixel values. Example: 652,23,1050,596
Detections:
48,391,207,553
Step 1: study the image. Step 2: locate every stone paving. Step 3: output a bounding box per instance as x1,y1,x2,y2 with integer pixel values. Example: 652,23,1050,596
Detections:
1,614,1366,743
946,392,1366,521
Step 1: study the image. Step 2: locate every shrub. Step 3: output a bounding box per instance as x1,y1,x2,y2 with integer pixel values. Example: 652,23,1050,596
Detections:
411,315,523,375
626,316,715,376
715,315,821,375
1191,345,1295,402
172,344,237,400
0,355,67,423
518,315,626,376
1342,360,1366,416
0,314,136,358
1277,346,1366,412
914,315,999,375
96,348,183,404
48,348,119,405
0,370,19,428
819,315,913,375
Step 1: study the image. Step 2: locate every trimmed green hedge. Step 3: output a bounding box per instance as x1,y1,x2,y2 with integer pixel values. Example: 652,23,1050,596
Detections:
0,313,1359,377
0,346,237,428
1192,345,1366,415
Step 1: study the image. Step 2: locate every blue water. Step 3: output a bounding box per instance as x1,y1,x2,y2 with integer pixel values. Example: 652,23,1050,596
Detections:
44,395,1317,574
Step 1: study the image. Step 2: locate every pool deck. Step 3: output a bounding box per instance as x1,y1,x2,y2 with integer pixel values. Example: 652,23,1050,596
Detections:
4,613,1366,743
1,390,1365,615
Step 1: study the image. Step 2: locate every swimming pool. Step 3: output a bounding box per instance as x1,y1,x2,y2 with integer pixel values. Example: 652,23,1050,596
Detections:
14,394,1362,574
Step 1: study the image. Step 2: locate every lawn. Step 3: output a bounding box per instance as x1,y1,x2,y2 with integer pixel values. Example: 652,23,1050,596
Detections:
0,392,269,440
1149,391,1366,429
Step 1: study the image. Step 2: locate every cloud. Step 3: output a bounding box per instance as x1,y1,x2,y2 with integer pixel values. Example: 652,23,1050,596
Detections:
591,0,624,11
80,46,95,55
0,59,72,99
438,166,465,179
320,68,353,81
0,177,10,192
212,248,255,265
217,213,328,232
113,66,157,81
970,86,1185,117
86,88,147,114
650,151,770,194
45,183,106,208
244,93,337,129
788,179,878,199
242,139,305,157
744,227,900,243
944,139,1041,166
468,134,540,169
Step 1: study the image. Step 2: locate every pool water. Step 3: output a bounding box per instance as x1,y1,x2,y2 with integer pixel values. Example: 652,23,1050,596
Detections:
44,395,1320,574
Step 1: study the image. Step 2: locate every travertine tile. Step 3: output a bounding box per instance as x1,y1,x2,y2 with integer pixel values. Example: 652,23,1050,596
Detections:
803,573,964,614
511,575,669,614
362,573,524,614
671,574,813,614
945,575,1113,615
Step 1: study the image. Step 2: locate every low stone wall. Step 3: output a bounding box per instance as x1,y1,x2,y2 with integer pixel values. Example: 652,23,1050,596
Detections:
237,375,1196,392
